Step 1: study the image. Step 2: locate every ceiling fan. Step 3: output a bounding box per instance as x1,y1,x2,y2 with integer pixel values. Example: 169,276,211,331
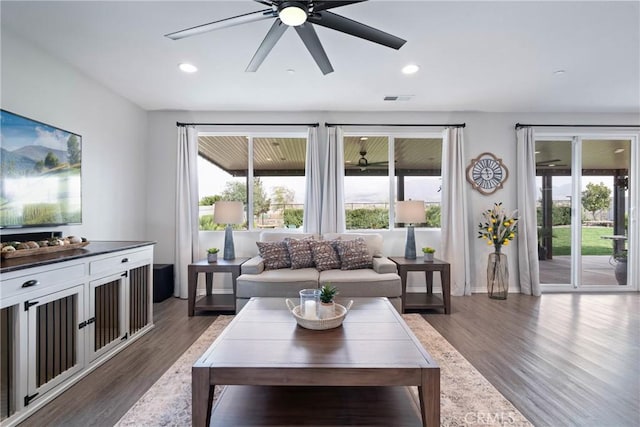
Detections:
165,0,407,75
536,158,567,167
347,149,389,171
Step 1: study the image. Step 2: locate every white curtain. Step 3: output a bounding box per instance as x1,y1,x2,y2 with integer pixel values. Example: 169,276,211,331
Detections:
175,126,199,298
303,126,321,233
516,127,541,296
320,126,346,233
441,127,472,295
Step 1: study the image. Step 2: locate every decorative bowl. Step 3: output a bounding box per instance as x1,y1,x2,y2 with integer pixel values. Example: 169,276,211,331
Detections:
285,299,353,330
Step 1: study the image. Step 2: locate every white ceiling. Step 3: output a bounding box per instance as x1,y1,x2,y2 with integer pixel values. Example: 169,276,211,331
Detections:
2,1,639,113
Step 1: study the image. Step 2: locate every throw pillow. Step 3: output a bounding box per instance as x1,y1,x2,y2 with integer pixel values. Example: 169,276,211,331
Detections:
256,241,291,270
309,240,341,271
335,237,372,270
285,237,315,269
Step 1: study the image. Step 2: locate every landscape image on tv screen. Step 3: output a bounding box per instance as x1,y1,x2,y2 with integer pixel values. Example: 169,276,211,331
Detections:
0,110,82,228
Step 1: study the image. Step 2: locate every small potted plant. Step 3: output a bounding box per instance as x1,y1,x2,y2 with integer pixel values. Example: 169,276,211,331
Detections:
421,247,435,262
207,247,219,263
319,284,338,319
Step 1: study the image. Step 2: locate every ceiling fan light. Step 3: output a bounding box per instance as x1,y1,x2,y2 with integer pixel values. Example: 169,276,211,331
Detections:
279,3,307,26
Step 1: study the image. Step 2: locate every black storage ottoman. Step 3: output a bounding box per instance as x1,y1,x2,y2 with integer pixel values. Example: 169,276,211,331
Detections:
153,264,174,303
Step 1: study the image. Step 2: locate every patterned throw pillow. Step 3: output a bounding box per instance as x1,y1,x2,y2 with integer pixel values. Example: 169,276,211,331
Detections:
256,241,291,270
285,238,315,269
309,240,341,271
335,237,372,270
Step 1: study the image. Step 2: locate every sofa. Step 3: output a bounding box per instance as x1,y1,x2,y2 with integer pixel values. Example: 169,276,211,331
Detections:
236,231,402,312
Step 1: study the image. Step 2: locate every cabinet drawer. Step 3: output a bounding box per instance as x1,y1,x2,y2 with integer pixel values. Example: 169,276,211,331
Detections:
89,248,152,275
1,263,85,300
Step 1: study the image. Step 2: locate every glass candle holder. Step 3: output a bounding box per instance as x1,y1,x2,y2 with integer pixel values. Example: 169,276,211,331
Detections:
299,289,320,320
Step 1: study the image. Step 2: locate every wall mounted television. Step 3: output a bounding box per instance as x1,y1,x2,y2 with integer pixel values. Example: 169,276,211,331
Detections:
0,110,82,228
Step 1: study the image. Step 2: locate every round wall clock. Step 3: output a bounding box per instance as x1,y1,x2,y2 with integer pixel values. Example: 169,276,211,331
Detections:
466,152,509,195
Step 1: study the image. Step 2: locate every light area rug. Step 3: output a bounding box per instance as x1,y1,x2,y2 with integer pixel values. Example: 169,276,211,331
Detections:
116,314,531,427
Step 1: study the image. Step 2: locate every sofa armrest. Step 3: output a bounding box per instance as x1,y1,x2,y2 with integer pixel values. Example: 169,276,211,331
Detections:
372,257,397,274
241,256,265,274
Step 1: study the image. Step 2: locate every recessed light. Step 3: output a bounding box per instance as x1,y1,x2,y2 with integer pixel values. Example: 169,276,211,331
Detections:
179,63,198,73
346,160,352,164
535,151,541,154
548,164,556,167
614,148,625,154
286,68,296,74
360,137,368,141
402,64,420,75
553,69,566,75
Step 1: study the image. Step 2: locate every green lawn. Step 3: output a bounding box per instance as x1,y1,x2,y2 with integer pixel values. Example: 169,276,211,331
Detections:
552,226,617,256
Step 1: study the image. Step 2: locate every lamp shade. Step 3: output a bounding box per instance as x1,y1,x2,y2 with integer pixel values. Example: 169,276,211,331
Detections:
213,201,244,224
396,200,425,224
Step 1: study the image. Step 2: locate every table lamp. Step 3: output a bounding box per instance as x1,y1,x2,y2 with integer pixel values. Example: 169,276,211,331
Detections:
213,201,244,260
396,200,425,260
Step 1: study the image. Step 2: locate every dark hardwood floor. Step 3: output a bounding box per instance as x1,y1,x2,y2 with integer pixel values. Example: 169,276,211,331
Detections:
18,293,640,427
427,293,640,427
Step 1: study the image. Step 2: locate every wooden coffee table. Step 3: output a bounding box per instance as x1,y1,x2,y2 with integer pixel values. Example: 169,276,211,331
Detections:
192,297,440,427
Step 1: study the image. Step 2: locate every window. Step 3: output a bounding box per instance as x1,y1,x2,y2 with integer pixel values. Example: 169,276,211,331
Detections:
197,133,307,231
344,136,390,229
343,133,443,230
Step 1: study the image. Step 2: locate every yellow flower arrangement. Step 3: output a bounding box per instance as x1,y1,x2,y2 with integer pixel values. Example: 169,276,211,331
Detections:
477,202,518,253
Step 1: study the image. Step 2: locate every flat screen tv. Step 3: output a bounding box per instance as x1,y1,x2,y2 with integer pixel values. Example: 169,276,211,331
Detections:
0,110,82,228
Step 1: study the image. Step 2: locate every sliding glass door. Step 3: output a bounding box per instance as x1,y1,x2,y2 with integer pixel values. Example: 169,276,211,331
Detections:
536,133,637,291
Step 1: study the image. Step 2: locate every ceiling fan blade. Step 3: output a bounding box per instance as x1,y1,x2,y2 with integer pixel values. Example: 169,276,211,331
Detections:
165,9,275,40
253,0,274,6
536,159,562,165
294,23,334,75
308,11,406,50
313,1,368,12
246,19,289,72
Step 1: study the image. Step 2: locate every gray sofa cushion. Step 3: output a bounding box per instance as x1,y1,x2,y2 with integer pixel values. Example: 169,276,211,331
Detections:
241,256,265,274
237,268,319,298
372,257,398,274
319,269,401,298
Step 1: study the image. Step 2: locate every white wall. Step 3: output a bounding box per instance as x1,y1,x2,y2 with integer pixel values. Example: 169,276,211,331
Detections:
147,110,638,293
1,30,149,241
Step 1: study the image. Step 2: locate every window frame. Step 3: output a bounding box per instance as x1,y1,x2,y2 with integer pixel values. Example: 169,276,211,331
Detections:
342,130,444,230
197,130,308,231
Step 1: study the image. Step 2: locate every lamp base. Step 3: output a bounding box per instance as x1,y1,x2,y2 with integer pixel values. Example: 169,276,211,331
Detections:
404,225,417,260
223,224,235,260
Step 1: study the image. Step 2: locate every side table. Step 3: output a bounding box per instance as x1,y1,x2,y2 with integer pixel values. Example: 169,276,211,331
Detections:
188,257,250,316
389,257,451,314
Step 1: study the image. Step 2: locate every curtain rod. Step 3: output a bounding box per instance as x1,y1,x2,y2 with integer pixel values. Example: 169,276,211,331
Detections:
176,122,319,127
325,122,465,128
515,123,640,129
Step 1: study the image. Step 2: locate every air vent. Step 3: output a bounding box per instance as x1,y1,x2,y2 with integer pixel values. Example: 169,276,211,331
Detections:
384,95,414,101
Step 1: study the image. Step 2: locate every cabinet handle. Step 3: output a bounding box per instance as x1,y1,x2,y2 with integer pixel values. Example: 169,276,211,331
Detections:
22,279,39,288
121,258,129,263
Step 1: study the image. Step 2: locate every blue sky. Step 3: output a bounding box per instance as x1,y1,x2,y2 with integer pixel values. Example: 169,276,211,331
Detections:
0,110,74,152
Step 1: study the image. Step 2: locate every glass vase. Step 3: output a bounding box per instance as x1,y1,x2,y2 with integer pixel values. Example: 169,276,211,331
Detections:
487,251,508,299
